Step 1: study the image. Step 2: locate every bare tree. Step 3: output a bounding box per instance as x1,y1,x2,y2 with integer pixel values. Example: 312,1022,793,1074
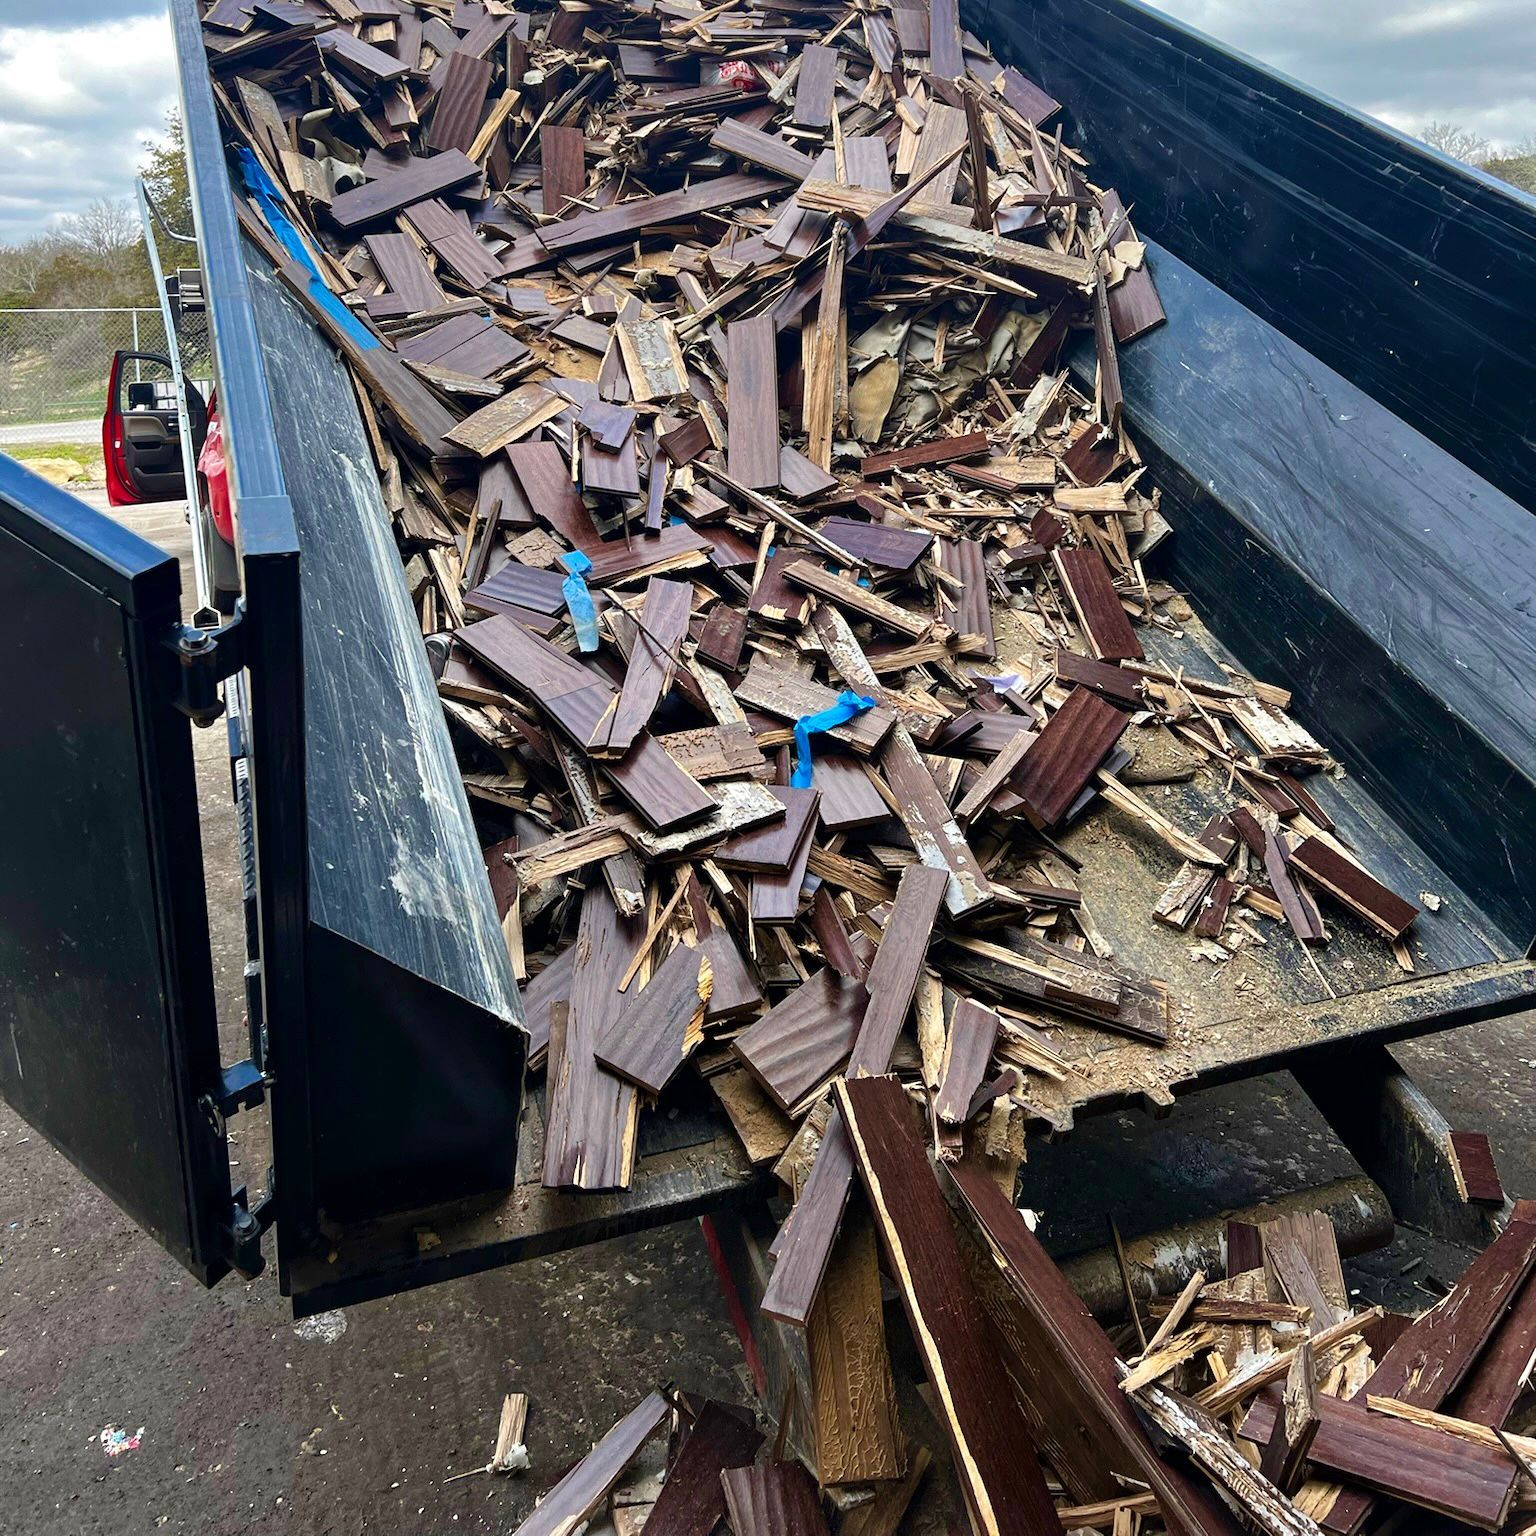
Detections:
0,234,66,301
57,198,142,261
1418,121,1492,166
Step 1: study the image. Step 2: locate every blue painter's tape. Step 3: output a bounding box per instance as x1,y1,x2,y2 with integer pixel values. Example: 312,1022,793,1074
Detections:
560,550,600,652
791,690,877,788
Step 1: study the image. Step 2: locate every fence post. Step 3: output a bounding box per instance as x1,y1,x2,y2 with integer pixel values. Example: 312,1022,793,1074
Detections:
132,311,142,383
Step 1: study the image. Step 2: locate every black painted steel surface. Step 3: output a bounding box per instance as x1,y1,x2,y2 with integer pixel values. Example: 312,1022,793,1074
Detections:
968,0,1536,514
0,458,232,1283
1068,243,1536,945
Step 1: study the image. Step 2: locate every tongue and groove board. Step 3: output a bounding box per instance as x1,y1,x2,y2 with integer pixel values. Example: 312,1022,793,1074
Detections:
837,1076,1059,1536
726,315,782,490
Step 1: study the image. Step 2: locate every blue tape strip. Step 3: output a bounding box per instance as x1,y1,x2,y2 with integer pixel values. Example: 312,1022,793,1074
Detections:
238,148,379,352
561,550,600,652
791,690,877,788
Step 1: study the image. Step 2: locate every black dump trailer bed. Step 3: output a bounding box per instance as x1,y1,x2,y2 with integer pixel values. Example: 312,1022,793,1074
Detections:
2,0,1534,1316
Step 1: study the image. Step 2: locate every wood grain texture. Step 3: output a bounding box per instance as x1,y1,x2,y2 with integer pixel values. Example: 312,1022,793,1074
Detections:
809,752,887,831
595,941,711,1095
806,1203,904,1486
1239,1390,1517,1531
838,1077,1059,1535
940,537,995,658
1263,831,1326,946
539,173,777,255
506,440,604,552
846,865,951,1077
1323,1216,1536,1534
727,314,781,490
732,966,867,1114
709,117,815,179
542,682,716,833
750,798,818,924
1288,836,1418,940
817,516,932,571
428,49,493,152
861,430,988,477
329,150,481,228
518,944,573,1069
642,1401,762,1536
511,1390,669,1536
542,884,643,1190
934,998,1002,1124
720,1462,830,1536
364,232,446,312
793,44,838,129
717,785,816,871
1452,1218,1536,1425
591,578,691,756
760,1109,855,1326
1012,685,1126,829
1053,545,1143,661
947,1159,1239,1532
582,525,713,588
540,123,585,218
736,656,895,756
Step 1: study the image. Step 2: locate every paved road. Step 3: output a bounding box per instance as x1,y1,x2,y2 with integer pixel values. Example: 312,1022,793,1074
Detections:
0,417,99,448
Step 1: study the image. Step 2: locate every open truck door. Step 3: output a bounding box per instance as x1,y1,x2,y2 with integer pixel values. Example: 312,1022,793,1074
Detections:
102,350,207,507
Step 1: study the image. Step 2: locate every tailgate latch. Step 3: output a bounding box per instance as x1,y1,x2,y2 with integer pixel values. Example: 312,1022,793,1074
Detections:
165,605,245,726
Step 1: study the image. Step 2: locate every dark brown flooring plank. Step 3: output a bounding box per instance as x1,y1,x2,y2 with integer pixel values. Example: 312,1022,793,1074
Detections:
1449,1130,1506,1206
506,439,605,552
948,1160,1240,1530
330,149,481,229
511,1390,669,1536
861,430,988,477
542,682,716,833
846,864,951,1076
1100,190,1166,344
595,941,710,1095
732,966,867,1114
760,1109,856,1326
427,47,493,153
709,117,816,180
934,997,1001,1124
941,536,994,658
643,1401,762,1536
736,656,895,756
1012,685,1126,829
717,785,817,871
582,524,713,587
518,944,573,1070
466,559,568,616
727,314,781,491
720,1462,830,1536
838,1077,1060,1534
695,602,748,672
1053,544,1143,661
591,577,691,755
1053,649,1144,706
541,884,644,1190
364,232,446,312
927,0,963,79
1288,836,1418,940
751,800,821,924
810,752,887,830
817,517,932,572
1322,1217,1536,1534
793,44,838,129
538,173,778,255
540,123,586,218
1239,1391,1516,1532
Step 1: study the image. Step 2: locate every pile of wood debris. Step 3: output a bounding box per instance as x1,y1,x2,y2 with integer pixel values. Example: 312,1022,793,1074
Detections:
494,1176,1536,1536
189,0,1513,1531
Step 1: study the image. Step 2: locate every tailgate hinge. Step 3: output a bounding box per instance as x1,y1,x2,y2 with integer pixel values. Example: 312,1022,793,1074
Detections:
165,606,245,727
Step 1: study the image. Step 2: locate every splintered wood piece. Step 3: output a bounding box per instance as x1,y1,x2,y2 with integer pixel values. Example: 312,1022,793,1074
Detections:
518,944,573,1069
838,1445,931,1536
1322,1217,1536,1534
582,525,712,588
642,1401,762,1536
1125,1377,1324,1536
736,656,895,756
732,966,867,1115
1264,832,1327,947
806,1204,904,1486
616,310,689,403
1257,1342,1319,1496
720,1463,830,1536
1092,274,1123,431
1054,546,1143,661
934,998,1002,1125
1238,1390,1517,1532
717,785,814,871
542,884,643,1191
846,865,952,1078
727,315,781,490
444,384,564,456
954,726,1037,824
1262,1232,1335,1338
537,174,779,255
1054,649,1144,707
1012,686,1126,829
540,124,585,218
782,560,934,640
837,1076,1060,1535
595,941,712,1096
1101,190,1165,343
591,578,691,756
945,1164,1239,1531
511,1390,669,1536
1287,837,1418,940
1453,1231,1536,1426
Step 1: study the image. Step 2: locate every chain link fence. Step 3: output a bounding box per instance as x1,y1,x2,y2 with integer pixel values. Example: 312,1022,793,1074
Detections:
0,307,213,446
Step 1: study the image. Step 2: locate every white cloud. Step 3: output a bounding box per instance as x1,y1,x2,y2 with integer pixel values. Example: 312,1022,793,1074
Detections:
0,13,177,244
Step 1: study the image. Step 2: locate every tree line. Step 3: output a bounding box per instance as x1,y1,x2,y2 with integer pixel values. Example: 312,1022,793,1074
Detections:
0,111,193,313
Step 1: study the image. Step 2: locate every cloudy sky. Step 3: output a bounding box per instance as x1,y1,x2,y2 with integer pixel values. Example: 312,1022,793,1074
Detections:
0,0,1531,244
